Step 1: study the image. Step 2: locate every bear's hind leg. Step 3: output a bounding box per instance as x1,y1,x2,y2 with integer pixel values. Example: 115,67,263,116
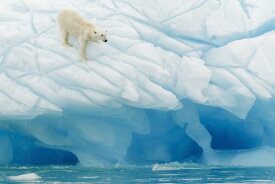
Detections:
60,28,72,47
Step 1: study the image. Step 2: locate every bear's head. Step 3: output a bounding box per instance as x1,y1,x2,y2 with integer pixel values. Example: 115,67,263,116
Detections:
90,26,108,42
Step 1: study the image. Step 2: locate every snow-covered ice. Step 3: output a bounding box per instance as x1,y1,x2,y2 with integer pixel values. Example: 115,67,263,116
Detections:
0,0,275,166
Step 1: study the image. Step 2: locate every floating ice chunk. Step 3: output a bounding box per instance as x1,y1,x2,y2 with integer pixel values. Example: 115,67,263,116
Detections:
152,162,201,171
8,173,41,181
152,163,180,171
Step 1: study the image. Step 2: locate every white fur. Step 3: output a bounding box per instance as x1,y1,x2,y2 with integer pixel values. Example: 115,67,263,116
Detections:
57,9,107,61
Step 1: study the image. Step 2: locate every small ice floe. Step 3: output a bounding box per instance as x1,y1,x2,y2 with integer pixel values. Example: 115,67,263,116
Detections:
153,163,178,171
152,162,186,171
8,173,41,181
152,162,201,171
79,176,99,179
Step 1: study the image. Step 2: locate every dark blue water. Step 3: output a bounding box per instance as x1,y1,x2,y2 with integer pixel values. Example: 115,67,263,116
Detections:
1,164,275,183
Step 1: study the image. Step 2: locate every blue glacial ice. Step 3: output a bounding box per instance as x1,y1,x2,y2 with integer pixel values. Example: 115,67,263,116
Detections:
0,0,275,166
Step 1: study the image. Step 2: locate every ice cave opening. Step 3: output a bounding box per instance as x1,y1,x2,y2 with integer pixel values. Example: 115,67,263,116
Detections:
0,131,79,165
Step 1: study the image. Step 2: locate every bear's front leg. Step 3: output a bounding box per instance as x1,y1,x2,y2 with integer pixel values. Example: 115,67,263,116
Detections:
79,37,90,61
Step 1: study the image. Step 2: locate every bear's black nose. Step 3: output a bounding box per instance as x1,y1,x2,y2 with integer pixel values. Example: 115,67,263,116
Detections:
104,40,108,42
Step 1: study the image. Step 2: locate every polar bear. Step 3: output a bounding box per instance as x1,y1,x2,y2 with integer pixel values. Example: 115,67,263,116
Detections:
57,9,107,61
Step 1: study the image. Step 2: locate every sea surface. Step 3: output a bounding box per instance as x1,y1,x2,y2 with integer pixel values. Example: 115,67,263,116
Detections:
1,164,275,183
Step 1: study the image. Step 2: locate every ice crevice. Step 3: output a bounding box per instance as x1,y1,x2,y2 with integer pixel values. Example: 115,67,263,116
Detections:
0,0,275,166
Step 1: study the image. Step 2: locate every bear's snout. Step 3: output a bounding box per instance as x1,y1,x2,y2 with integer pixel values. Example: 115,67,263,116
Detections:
104,40,108,42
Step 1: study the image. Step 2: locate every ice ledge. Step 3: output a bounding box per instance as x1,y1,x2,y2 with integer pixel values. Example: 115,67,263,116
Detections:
1,0,274,120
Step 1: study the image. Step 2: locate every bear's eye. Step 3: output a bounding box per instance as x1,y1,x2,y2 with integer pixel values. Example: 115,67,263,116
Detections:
101,34,103,36
94,31,97,34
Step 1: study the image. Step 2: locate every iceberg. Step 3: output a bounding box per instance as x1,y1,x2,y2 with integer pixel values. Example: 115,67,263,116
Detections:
0,0,275,166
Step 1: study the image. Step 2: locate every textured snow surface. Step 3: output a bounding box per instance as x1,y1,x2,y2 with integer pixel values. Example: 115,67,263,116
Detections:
0,0,275,166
